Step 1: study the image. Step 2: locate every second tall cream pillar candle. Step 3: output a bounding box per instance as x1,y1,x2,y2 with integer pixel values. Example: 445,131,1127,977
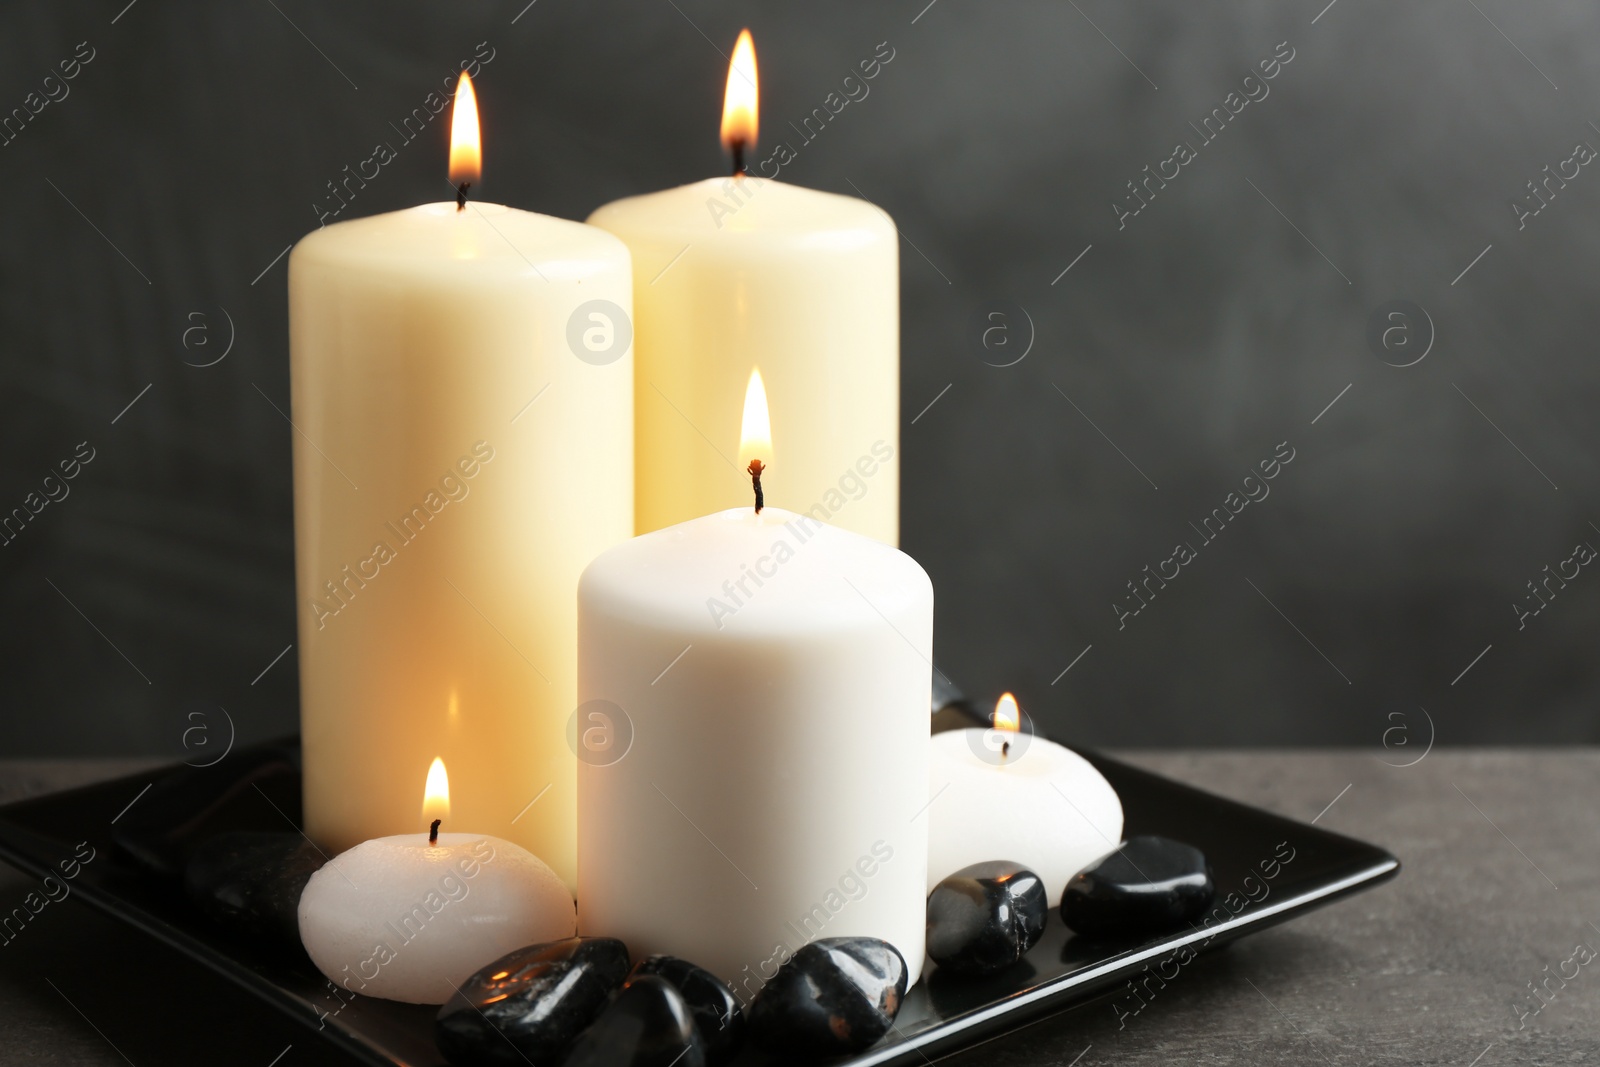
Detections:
588,33,899,544
590,180,899,544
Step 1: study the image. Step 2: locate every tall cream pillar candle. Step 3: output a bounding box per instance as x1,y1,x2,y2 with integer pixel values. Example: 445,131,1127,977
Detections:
288,75,632,888
588,30,899,543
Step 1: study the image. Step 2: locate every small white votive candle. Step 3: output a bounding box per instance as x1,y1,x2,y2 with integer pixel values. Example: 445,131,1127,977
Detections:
927,694,1124,905
298,758,576,1004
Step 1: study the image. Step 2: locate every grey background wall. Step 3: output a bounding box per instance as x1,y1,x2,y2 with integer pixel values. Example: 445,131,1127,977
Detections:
2,0,1596,756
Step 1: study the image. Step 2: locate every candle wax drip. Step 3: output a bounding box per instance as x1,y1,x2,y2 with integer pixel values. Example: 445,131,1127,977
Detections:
456,182,471,211
429,818,442,845
747,459,765,513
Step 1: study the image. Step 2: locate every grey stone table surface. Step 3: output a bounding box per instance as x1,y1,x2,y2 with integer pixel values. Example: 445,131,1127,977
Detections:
0,750,1594,1066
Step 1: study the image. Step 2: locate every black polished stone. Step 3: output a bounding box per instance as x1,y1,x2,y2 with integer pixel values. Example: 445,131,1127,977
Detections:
747,937,907,1057
563,975,706,1067
629,955,743,1063
436,937,631,1067
182,832,323,950
1060,835,1214,939
926,861,1049,976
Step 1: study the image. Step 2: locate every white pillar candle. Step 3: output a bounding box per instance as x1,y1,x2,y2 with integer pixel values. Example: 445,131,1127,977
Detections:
297,759,576,1005
576,373,930,996
288,74,633,887
588,31,898,544
927,696,1124,906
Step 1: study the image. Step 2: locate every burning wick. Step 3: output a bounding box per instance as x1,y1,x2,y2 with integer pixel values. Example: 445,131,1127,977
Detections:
738,369,769,513
448,71,481,213
994,692,1020,764
429,818,441,845
748,459,766,514
721,30,758,180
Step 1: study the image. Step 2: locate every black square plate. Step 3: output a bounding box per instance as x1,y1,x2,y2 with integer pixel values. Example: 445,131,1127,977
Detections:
0,740,1397,1066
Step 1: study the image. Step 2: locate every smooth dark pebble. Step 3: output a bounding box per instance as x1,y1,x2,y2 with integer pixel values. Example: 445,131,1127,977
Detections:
1059,835,1214,939
747,936,906,1057
563,975,706,1067
629,955,743,1063
436,937,630,1067
926,860,1048,976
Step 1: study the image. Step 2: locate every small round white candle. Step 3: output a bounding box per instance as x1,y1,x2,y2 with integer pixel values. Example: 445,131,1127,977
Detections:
927,695,1123,905
298,759,576,1004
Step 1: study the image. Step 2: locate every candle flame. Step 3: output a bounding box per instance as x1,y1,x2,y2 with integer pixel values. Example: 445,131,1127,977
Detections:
449,72,482,187
994,693,1021,733
738,367,772,470
720,29,759,158
422,756,451,826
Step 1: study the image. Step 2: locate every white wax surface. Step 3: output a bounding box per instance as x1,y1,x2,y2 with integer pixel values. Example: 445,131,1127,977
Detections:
298,832,575,1004
927,730,1123,905
577,507,932,992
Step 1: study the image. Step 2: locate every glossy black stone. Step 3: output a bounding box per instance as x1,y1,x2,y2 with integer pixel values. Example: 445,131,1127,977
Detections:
1060,836,1214,939
926,861,1049,975
183,832,324,950
436,937,631,1067
629,955,743,1063
747,937,907,1057
563,975,706,1067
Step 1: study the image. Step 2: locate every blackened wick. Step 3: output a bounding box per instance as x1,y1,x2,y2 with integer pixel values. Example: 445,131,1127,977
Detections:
748,459,765,514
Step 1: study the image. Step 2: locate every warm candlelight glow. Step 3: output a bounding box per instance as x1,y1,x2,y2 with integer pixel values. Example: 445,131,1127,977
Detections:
720,29,759,161
994,693,1020,733
422,756,451,826
449,72,482,187
738,367,772,469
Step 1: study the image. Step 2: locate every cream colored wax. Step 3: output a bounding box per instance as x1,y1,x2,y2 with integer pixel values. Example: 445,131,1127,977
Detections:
588,178,899,543
288,202,633,888
576,506,932,995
